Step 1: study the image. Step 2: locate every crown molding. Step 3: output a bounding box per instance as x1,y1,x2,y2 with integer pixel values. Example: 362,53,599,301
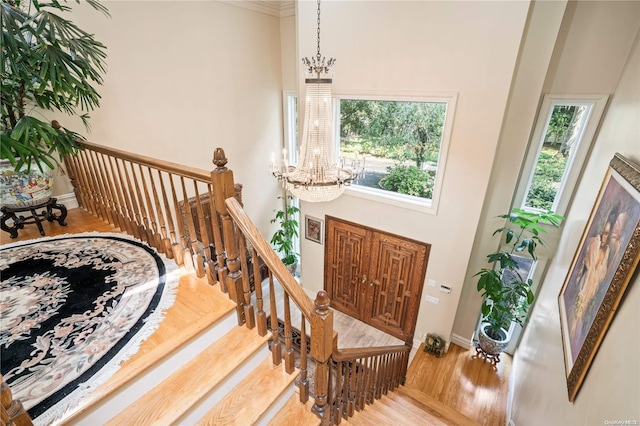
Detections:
222,1,295,18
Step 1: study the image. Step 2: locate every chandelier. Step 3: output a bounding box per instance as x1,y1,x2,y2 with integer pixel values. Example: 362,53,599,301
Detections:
270,0,361,202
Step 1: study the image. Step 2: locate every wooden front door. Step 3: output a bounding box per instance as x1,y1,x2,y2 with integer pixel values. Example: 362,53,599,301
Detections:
325,216,430,342
325,219,370,319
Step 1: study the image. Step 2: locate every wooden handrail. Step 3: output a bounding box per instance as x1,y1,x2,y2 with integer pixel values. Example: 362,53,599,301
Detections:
333,344,410,361
64,142,243,285
225,196,334,417
77,141,212,181
224,197,315,317
63,143,411,424
225,195,410,423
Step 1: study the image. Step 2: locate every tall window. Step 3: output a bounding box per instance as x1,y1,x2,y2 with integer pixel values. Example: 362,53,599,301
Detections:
283,91,300,253
335,94,457,213
515,94,608,215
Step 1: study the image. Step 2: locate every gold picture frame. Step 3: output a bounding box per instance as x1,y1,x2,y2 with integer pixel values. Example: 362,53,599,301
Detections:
558,153,640,402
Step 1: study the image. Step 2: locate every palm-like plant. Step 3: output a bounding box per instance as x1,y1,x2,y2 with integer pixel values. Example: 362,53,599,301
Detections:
1,0,108,172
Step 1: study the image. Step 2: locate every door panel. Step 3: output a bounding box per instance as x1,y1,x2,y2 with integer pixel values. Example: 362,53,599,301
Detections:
324,216,430,343
367,233,428,341
325,219,370,319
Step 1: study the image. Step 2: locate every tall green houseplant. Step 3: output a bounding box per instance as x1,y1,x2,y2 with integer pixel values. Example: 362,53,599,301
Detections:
270,195,300,269
476,208,563,342
1,0,109,172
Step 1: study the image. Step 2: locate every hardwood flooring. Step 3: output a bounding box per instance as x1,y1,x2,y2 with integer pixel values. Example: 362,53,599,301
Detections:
260,278,405,349
1,208,511,425
0,207,119,245
405,343,511,426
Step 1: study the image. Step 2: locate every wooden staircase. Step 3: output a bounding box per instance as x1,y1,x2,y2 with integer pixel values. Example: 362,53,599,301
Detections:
268,384,479,426
343,387,479,426
54,264,476,426
63,278,301,426
2,145,484,425
2,221,482,426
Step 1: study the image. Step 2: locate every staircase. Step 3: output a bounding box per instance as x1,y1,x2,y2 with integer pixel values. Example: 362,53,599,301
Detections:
62,277,300,426
53,268,477,426
343,387,479,426
18,143,479,425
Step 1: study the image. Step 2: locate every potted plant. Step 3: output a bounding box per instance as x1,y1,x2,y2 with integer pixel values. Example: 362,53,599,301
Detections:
475,208,563,356
270,195,300,275
1,0,109,208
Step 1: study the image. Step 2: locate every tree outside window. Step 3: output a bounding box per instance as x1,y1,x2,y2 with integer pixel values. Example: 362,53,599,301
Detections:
524,104,588,211
339,99,448,200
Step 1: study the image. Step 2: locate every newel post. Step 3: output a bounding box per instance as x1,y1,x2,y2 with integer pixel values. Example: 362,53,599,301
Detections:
210,148,244,325
1,375,33,426
311,290,334,420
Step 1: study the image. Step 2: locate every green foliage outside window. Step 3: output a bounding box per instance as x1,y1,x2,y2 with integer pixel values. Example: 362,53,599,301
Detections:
379,164,434,199
339,99,446,201
525,148,569,211
340,100,446,167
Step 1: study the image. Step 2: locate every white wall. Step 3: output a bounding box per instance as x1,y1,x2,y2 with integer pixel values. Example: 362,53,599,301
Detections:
510,3,640,423
280,13,297,91
452,0,568,345
65,0,285,233
453,0,640,346
296,0,530,344
60,6,639,406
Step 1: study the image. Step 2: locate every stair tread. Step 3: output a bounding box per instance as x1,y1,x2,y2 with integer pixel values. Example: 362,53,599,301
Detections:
64,278,237,423
343,386,478,426
374,392,441,424
106,325,270,426
196,357,299,426
344,396,414,426
394,386,480,426
268,393,319,426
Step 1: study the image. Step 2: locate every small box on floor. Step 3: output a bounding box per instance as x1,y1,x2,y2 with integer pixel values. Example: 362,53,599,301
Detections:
423,333,445,357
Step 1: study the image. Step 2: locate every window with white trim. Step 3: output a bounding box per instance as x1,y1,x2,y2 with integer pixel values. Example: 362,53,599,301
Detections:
335,93,457,214
515,94,608,215
282,91,300,254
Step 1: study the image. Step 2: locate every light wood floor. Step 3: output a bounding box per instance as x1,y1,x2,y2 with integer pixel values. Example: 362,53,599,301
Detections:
1,207,511,425
405,343,511,426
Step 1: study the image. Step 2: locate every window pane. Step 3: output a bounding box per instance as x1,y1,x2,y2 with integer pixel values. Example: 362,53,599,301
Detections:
339,99,447,200
524,104,589,211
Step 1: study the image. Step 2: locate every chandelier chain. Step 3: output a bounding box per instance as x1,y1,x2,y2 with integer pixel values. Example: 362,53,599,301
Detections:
316,0,321,61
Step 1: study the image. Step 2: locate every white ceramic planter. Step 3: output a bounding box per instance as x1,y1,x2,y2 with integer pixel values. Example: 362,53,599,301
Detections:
478,322,511,356
0,160,54,209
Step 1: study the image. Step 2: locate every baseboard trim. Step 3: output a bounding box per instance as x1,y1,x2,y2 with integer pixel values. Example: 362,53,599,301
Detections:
56,192,78,209
450,333,473,350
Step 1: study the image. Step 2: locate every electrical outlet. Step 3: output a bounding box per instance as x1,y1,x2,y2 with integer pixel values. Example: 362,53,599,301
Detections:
425,295,439,304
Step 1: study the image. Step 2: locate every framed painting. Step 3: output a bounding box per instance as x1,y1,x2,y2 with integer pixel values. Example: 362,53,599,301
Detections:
558,153,640,402
305,215,323,244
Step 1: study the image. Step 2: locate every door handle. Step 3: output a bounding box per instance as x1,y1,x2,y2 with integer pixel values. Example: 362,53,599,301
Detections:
361,274,367,284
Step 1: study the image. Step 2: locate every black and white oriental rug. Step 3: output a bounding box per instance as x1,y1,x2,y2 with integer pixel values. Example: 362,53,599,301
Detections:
0,233,178,425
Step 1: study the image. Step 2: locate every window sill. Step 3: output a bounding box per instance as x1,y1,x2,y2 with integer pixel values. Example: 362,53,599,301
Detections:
343,185,436,215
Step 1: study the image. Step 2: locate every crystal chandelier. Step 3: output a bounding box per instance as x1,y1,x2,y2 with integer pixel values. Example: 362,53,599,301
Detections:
270,0,361,203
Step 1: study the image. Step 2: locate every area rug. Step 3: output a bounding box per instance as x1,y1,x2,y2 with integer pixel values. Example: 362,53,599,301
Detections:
0,233,179,425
